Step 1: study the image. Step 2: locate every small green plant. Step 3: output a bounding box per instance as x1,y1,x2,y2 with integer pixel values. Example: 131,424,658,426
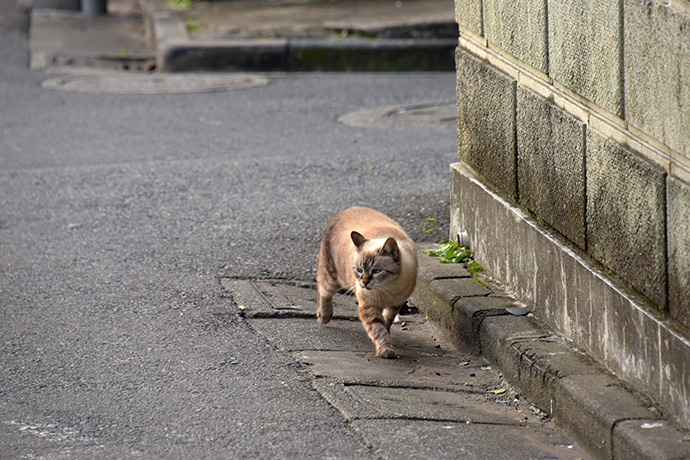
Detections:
423,240,484,274
424,217,439,234
166,0,193,12
423,240,471,263
186,19,201,32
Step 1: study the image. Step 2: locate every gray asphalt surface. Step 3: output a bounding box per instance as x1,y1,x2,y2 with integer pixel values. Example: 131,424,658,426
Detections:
1,1,458,457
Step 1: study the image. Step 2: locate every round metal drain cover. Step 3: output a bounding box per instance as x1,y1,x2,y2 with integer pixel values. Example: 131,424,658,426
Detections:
42,72,269,94
338,101,456,129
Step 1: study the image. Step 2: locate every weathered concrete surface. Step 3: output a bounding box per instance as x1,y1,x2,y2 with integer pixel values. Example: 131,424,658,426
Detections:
185,0,456,41
613,419,690,460
454,0,483,36
350,419,583,460
415,218,690,458
586,130,667,308
517,86,587,248
547,0,623,117
624,0,690,160
29,8,153,71
449,161,690,430
667,176,690,329
482,0,548,73
411,249,518,356
222,279,590,459
456,48,518,199
145,0,457,72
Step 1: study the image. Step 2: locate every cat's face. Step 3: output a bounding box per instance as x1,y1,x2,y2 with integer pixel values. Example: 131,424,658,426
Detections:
351,233,401,290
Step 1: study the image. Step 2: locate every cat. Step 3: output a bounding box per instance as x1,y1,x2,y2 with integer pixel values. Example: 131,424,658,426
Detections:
316,206,418,358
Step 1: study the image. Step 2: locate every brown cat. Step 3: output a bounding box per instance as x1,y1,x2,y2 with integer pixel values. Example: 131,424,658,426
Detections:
316,207,418,358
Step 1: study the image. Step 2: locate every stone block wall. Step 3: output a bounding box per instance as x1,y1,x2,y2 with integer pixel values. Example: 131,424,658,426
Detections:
453,0,690,426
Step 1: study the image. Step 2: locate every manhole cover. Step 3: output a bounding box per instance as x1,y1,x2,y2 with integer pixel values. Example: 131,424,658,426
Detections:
41,72,269,94
338,101,456,129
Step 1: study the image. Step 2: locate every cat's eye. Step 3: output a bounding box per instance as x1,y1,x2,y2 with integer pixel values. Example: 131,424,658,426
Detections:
371,269,382,274
355,267,363,274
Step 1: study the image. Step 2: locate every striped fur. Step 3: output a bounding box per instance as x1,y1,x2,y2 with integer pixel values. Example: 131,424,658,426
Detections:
316,207,418,358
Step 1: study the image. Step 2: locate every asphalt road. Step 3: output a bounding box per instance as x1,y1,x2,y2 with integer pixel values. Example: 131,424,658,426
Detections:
1,2,459,458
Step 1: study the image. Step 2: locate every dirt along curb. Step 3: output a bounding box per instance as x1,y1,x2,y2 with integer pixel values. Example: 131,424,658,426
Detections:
141,0,457,72
412,245,690,459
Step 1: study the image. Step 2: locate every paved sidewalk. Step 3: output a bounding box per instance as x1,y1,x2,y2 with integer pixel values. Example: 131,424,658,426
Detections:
183,0,456,41
221,276,590,459
27,0,457,72
221,244,690,460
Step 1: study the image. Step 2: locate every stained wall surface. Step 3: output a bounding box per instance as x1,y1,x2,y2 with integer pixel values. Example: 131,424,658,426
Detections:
453,0,690,427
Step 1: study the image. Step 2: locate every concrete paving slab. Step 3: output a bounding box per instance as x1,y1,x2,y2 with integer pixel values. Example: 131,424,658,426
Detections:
331,384,526,425
350,419,590,460
222,279,359,319
184,0,456,41
144,0,457,71
296,350,494,391
29,8,153,70
220,279,595,457
249,318,375,353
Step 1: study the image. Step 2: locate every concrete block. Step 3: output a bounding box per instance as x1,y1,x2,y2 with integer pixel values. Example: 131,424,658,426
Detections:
429,278,492,299
411,274,515,354
517,87,587,248
289,39,457,72
416,246,472,284
32,0,80,9
483,0,548,73
624,0,690,160
668,176,690,329
586,130,667,308
548,0,623,117
554,374,657,459
613,419,690,460
658,323,690,424
456,48,518,199
160,40,290,72
454,0,483,36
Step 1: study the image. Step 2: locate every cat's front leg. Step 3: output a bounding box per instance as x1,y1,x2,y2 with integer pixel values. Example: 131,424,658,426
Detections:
359,303,396,358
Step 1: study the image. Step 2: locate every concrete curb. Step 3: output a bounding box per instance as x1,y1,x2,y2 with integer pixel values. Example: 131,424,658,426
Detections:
141,0,456,72
412,249,690,459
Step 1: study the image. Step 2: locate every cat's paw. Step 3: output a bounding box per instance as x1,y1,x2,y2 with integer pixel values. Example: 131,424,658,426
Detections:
376,345,397,359
317,310,332,325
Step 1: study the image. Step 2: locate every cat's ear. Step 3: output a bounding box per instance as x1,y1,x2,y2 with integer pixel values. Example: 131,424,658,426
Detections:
380,237,400,261
351,231,368,250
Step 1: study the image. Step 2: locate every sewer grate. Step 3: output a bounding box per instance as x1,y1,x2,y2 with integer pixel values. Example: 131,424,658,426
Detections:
338,100,456,129
41,72,270,94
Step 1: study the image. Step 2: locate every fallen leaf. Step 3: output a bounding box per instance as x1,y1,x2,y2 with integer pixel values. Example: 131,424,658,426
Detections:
488,388,506,395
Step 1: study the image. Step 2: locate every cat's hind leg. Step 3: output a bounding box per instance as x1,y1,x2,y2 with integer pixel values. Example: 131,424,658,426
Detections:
316,275,339,325
382,304,405,332
317,289,335,325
